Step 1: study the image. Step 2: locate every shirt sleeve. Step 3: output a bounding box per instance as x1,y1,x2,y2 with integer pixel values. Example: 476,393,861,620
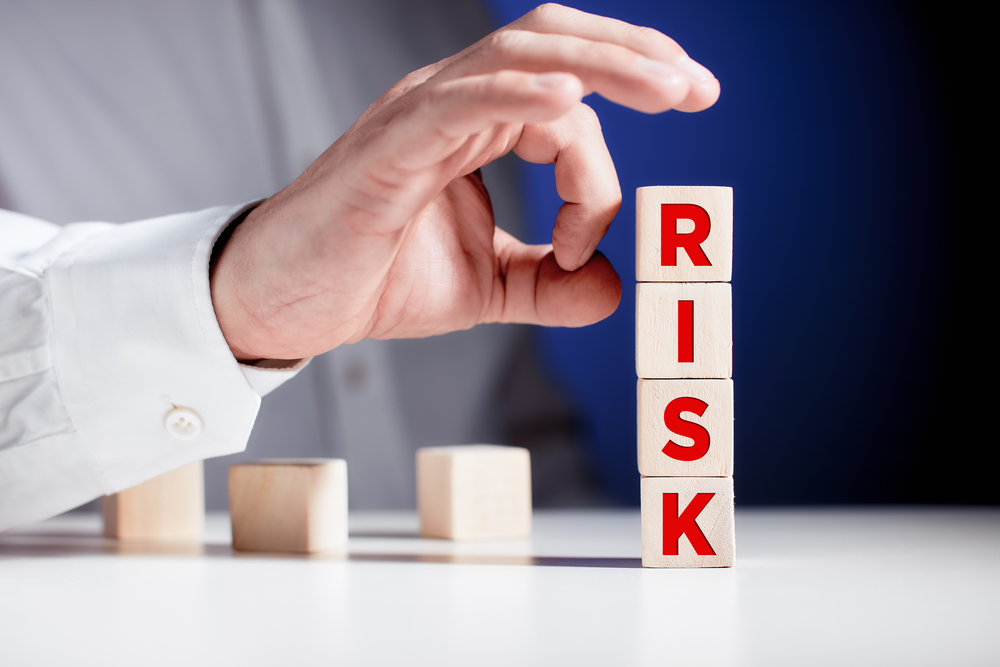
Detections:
0,204,306,531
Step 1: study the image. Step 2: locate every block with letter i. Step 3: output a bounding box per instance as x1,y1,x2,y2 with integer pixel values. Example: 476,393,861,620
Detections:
635,186,735,568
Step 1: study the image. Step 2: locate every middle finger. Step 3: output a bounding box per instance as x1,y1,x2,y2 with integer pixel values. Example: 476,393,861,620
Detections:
434,29,692,114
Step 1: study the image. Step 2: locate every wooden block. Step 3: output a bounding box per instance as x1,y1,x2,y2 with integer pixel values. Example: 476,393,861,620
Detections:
102,461,204,542
636,186,733,282
641,476,735,568
636,282,732,379
228,459,347,554
638,379,733,477
417,445,531,541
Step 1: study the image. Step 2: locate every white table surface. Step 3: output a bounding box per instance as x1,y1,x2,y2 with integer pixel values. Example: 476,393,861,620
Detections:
1,507,997,666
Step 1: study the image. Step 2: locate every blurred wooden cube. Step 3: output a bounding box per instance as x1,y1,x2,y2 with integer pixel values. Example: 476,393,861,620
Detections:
229,459,348,554
417,445,531,541
102,461,204,542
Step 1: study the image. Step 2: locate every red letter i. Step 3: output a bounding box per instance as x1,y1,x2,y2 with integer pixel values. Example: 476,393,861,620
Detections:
678,300,694,363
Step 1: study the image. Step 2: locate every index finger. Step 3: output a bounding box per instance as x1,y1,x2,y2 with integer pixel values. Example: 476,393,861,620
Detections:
515,102,622,272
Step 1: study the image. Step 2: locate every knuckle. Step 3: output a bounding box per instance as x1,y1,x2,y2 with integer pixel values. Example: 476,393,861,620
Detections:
486,70,513,92
410,84,446,118
472,74,502,100
488,29,525,55
571,102,602,128
390,70,428,97
632,26,662,44
529,3,568,25
632,26,683,57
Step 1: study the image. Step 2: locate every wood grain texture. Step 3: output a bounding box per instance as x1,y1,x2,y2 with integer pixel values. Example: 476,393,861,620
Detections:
636,282,732,379
641,476,735,568
417,445,531,541
638,379,734,477
102,461,204,542
228,459,347,554
636,186,733,282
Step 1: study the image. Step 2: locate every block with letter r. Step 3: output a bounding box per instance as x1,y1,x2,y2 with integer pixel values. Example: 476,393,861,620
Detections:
641,476,735,568
636,186,732,283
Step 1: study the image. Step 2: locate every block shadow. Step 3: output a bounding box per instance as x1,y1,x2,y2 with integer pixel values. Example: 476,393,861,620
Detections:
347,529,421,539
1,532,641,568
0,538,233,559
348,553,643,568
0,538,641,568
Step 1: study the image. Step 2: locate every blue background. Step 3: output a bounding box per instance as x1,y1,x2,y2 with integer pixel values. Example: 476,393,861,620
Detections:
483,0,991,504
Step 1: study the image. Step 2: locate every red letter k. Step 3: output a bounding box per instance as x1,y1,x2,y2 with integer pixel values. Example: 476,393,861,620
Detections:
662,493,717,556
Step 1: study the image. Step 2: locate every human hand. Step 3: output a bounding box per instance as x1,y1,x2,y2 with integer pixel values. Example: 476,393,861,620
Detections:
211,3,720,361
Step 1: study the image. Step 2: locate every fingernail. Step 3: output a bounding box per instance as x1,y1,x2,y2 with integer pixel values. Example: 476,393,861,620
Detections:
634,56,683,79
674,55,715,82
533,73,572,89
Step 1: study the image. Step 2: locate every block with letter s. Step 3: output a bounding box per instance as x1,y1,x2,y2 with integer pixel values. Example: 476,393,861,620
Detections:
638,379,733,477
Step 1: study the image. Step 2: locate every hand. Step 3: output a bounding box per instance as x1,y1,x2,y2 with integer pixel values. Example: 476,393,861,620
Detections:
211,3,720,361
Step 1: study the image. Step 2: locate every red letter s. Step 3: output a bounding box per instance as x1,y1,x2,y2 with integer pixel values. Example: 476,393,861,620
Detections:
661,397,710,461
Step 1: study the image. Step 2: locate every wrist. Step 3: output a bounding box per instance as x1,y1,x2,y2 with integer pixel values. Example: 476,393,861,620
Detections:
210,206,261,363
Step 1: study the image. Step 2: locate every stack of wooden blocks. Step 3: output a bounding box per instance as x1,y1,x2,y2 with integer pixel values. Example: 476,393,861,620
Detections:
636,186,735,568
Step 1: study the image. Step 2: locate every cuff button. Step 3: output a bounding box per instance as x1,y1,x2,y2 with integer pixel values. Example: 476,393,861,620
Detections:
165,407,203,440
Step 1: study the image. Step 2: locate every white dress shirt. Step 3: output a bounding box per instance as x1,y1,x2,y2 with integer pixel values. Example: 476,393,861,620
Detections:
0,0,546,529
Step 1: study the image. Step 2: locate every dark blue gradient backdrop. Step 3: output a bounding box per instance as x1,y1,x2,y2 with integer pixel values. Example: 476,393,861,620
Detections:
483,1,978,504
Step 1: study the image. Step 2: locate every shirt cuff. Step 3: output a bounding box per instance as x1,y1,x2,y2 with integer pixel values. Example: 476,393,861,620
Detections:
44,204,269,494
239,357,312,396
